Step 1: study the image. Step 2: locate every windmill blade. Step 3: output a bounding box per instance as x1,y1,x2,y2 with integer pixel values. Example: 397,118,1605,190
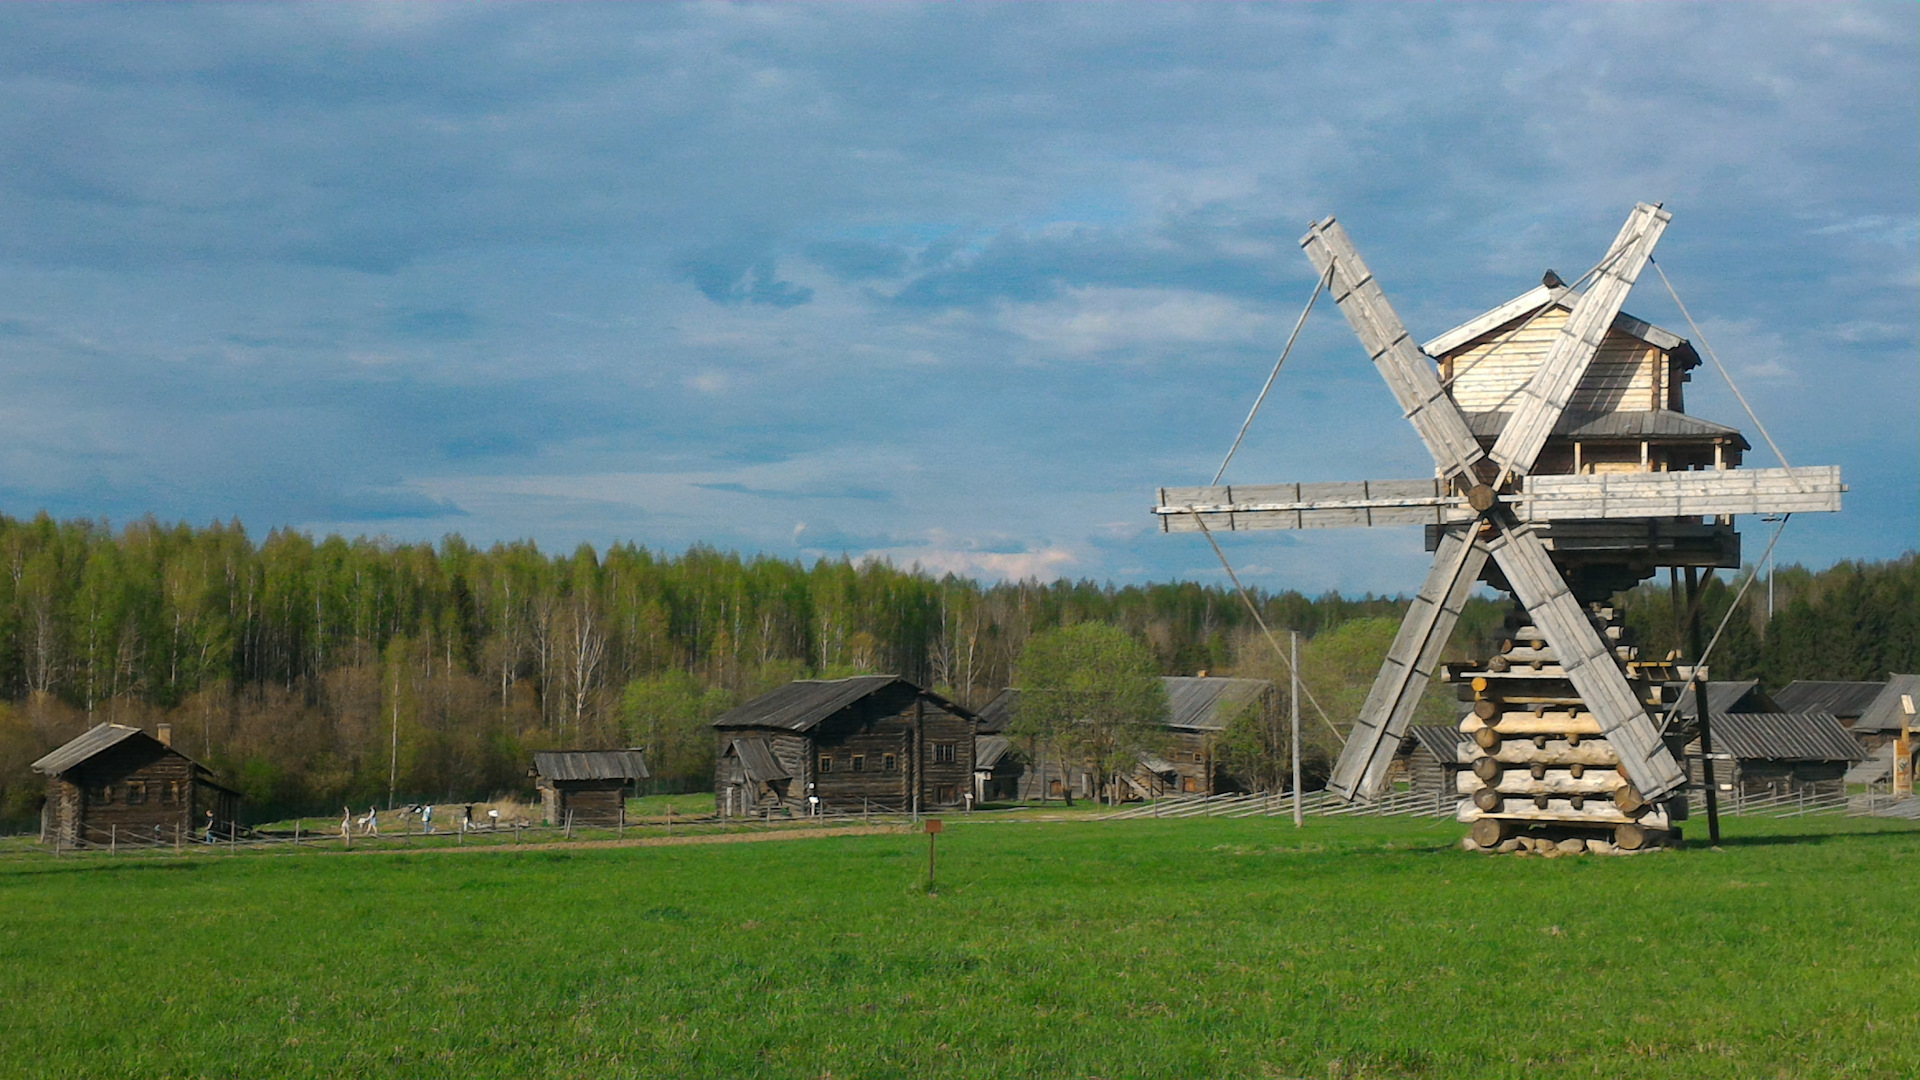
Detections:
1156,479,1466,532
1489,203,1670,480
1518,465,1845,521
1483,519,1687,800
1301,218,1486,481
1328,525,1489,801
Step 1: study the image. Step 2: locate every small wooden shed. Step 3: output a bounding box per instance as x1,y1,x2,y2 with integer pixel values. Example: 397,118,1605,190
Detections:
1400,725,1470,796
1157,676,1276,796
1684,712,1863,797
530,750,649,828
32,723,240,848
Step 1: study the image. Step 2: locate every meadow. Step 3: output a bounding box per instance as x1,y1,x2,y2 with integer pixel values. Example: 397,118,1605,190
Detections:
2,812,1915,1079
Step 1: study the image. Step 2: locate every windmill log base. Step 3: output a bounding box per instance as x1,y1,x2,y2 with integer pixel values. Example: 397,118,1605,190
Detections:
1449,603,1691,854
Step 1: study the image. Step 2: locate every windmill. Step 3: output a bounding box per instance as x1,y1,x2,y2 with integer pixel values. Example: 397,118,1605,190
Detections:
1155,204,1844,849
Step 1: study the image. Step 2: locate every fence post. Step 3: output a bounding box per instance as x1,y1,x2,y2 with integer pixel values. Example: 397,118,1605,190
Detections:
110,824,116,855
294,820,301,847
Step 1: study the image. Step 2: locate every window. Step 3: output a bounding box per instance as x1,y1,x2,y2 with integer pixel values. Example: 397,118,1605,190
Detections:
818,754,833,773
89,785,112,804
882,753,897,772
935,785,956,804
932,742,956,764
160,781,178,805
851,755,865,772
1194,752,1204,764
126,781,146,805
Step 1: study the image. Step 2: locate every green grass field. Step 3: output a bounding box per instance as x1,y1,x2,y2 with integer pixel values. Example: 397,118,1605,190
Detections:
2,813,1915,1079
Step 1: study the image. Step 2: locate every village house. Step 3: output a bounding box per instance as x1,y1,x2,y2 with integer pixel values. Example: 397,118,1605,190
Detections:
712,676,976,817
32,722,241,848
1839,675,1919,790
530,750,649,828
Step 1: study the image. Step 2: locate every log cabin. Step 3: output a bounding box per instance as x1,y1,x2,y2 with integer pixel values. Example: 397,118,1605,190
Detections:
1150,676,1275,796
971,689,1027,802
712,676,976,816
1683,711,1863,797
1840,675,1919,789
1400,725,1470,797
32,722,241,848
530,750,649,827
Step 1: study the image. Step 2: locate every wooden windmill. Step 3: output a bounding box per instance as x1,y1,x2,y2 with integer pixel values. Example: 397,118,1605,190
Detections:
1155,204,1844,849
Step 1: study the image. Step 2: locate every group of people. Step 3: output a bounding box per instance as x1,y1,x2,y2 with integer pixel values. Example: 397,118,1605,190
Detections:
337,803,505,840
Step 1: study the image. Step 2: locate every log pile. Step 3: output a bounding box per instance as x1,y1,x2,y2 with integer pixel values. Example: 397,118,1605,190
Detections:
1447,604,1690,854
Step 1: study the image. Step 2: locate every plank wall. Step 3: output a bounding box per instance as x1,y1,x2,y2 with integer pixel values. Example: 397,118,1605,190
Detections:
1443,308,1669,414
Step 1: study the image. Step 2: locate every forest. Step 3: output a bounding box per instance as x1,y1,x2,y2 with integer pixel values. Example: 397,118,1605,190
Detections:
0,510,1910,826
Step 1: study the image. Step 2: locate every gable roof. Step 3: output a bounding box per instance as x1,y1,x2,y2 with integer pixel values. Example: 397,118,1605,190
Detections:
974,735,1016,771
1772,680,1887,719
1675,680,1777,716
1163,676,1273,731
1854,674,1919,734
31,723,150,775
531,750,649,782
727,737,791,783
1689,712,1863,763
1845,743,1896,785
1405,725,1469,763
975,688,1018,734
1423,284,1696,364
711,676,975,733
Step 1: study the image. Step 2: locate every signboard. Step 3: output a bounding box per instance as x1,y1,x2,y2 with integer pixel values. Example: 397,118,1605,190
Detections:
924,819,944,834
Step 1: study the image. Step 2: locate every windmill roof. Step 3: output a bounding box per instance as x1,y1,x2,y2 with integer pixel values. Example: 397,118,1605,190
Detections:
1854,675,1920,733
1162,676,1273,731
1688,712,1863,763
1423,284,1696,363
531,750,649,782
1772,680,1887,718
1464,409,1746,446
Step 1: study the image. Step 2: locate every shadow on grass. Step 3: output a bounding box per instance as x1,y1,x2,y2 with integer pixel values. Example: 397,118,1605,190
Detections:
1697,826,1920,849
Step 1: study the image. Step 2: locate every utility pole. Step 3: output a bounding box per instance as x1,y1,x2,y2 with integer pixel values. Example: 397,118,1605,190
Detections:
388,662,400,811
1290,630,1303,828
1684,567,1722,847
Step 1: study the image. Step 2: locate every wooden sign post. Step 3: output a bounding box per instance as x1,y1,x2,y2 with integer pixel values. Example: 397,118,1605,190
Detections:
1894,694,1915,797
925,819,943,894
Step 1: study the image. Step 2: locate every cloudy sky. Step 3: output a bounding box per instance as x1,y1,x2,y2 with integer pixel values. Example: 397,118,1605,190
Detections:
0,3,1913,593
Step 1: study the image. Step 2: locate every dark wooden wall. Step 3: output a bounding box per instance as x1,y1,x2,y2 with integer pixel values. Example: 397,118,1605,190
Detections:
40,738,234,847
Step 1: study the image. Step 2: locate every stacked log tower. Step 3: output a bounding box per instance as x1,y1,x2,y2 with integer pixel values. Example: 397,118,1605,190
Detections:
1451,604,1690,852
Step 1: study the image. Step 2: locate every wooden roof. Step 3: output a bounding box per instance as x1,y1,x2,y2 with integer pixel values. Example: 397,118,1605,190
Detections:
1423,284,1697,365
974,688,1017,734
531,750,649,782
1688,712,1863,763
1162,676,1272,732
1404,725,1469,762
1854,675,1919,734
1675,680,1778,716
726,737,790,783
1462,409,1747,446
711,676,972,733
31,722,241,795
1772,680,1888,719
974,735,1016,770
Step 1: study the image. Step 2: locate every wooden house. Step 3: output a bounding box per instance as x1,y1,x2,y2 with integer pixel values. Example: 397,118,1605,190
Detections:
1152,676,1275,796
1674,679,1780,717
1399,725,1469,796
32,723,240,848
712,676,976,816
1683,712,1863,797
530,750,649,827
971,689,1026,803
1840,675,1919,789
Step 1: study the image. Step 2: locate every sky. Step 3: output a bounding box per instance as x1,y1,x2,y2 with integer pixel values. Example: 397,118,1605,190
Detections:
0,3,1913,595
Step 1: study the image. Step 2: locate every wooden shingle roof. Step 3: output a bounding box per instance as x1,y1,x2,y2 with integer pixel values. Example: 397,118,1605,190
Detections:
727,737,790,783
1689,712,1863,763
1405,725,1469,763
1162,677,1272,732
31,723,151,775
1853,675,1919,734
1772,680,1887,719
711,676,972,732
531,750,649,782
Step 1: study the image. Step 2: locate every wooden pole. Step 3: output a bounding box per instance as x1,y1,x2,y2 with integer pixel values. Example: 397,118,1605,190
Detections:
1291,630,1303,828
1684,567,1722,846
110,824,116,855
294,820,301,847
388,664,400,811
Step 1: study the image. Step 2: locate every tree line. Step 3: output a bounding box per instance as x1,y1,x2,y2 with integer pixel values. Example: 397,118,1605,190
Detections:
0,510,1909,826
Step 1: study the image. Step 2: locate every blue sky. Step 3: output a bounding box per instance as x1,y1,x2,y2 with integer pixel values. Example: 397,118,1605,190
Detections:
0,3,1913,593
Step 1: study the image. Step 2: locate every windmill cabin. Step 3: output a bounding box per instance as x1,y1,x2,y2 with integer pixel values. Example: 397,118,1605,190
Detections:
712,676,976,816
33,722,241,848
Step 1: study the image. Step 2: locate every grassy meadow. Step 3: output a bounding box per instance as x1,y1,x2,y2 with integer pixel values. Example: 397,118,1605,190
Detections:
2,812,1916,1079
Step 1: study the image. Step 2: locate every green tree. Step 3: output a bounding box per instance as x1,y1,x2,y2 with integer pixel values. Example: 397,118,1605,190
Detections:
620,670,732,792
1012,623,1167,806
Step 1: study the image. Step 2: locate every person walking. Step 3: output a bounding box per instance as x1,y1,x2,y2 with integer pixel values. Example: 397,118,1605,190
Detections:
361,806,380,837
462,804,474,832
340,807,352,841
203,809,217,844
421,804,433,834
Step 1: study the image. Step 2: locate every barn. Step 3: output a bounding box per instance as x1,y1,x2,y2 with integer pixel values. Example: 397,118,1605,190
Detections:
713,676,976,817
530,750,649,828
32,723,241,848
972,689,1027,803
1155,676,1276,796
1772,679,1887,730
1400,725,1470,797
1841,675,1919,790
1684,712,1863,797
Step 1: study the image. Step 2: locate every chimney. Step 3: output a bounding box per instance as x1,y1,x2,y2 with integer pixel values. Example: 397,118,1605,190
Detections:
156,722,172,747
